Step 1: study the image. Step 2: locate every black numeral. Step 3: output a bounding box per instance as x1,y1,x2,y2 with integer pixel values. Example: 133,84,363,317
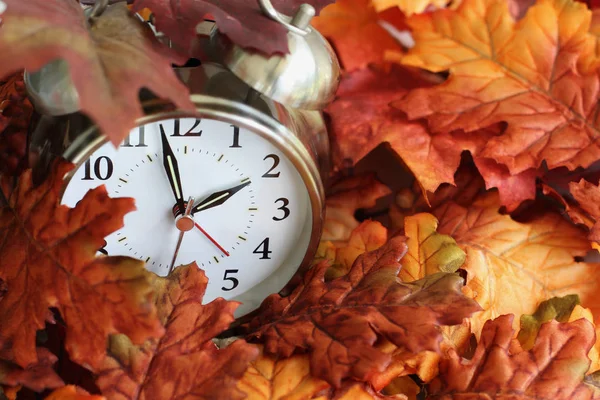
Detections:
253,238,272,259
170,119,202,137
262,154,280,178
121,126,148,147
230,125,241,148
82,156,113,181
221,269,239,291
273,198,290,221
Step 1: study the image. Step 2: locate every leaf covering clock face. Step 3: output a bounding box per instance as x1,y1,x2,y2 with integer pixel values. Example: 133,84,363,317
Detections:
61,117,312,304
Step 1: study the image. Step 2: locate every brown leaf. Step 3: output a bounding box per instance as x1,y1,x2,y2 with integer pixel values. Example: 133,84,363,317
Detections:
428,315,599,400
0,348,62,393
0,1,193,145
245,237,481,387
131,0,334,56
95,264,258,400
0,161,162,368
569,179,600,243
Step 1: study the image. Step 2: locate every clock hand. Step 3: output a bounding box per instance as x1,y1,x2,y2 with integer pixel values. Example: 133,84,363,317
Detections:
160,124,185,215
192,180,251,214
194,222,230,256
169,197,195,274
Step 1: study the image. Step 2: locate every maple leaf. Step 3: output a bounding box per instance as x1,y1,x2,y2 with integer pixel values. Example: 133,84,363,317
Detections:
434,191,600,336
371,0,451,15
245,237,481,387
313,0,406,71
428,314,599,399
95,264,258,400
399,213,465,282
0,348,62,393
569,179,600,243
0,72,32,176
0,161,162,368
45,385,105,400
395,0,600,177
322,174,391,244
131,0,334,56
327,64,537,210
0,1,194,145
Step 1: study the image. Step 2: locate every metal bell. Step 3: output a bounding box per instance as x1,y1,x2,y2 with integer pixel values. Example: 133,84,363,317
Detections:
208,0,340,110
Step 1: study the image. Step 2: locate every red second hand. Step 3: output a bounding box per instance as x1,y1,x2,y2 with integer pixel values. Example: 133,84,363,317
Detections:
194,222,230,256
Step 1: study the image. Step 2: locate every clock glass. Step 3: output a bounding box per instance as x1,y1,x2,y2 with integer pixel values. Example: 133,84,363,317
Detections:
61,117,312,306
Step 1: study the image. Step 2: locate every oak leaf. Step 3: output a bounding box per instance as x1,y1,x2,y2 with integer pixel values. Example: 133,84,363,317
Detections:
428,314,600,399
131,0,333,56
0,162,162,368
327,64,537,210
45,385,105,400
434,191,600,336
0,1,194,145
395,0,600,177
0,348,62,393
95,264,258,400
322,174,391,244
245,237,481,387
313,0,405,70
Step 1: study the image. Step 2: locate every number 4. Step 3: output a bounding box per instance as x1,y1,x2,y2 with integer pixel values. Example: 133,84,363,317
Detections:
253,238,272,259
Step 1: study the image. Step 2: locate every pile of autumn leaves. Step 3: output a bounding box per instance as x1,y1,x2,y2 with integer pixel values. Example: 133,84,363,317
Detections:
3,0,600,398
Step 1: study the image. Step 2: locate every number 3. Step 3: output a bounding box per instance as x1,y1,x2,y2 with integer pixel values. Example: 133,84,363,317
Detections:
273,198,290,221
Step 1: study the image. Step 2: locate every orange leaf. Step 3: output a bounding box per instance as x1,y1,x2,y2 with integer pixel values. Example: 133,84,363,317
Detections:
45,385,105,400
0,348,62,393
434,191,600,336
569,179,600,243
95,264,258,400
372,0,451,15
395,0,600,176
245,237,480,386
0,161,162,368
313,0,405,70
323,174,391,244
0,1,193,145
428,315,599,399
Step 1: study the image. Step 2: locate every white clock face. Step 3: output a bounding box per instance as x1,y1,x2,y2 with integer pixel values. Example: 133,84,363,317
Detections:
62,117,312,308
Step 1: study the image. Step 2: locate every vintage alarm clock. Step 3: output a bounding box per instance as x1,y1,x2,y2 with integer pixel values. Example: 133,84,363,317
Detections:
25,0,340,315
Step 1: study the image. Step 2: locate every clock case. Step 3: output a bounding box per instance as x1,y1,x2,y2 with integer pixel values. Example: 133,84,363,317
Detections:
26,59,329,301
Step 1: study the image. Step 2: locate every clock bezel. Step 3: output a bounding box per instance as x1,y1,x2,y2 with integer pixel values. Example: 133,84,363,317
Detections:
60,94,325,312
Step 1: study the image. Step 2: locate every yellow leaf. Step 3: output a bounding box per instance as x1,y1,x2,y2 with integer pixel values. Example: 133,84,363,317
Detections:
372,0,451,15
434,192,600,336
399,213,466,282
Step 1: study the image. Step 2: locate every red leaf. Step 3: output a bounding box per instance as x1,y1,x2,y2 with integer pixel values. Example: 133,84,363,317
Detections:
0,162,163,368
0,1,194,145
245,237,481,387
132,0,334,56
0,348,63,393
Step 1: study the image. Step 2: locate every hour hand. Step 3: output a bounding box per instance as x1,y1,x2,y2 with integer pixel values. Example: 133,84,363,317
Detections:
160,124,185,213
192,181,251,214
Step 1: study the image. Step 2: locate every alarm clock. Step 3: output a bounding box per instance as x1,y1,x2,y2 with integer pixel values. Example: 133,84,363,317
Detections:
24,0,340,315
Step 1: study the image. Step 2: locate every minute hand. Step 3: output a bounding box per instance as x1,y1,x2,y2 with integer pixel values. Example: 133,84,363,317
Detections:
192,181,251,214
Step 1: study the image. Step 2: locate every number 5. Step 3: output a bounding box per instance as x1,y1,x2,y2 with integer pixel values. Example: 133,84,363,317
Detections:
221,269,239,291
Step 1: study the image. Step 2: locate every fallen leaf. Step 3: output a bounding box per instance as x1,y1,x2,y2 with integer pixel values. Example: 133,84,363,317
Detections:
0,348,62,392
395,0,600,177
399,213,465,282
0,72,31,176
434,191,600,336
95,264,258,400
371,0,451,15
313,0,405,70
0,1,193,145
323,174,391,244
131,0,334,56
45,385,104,400
382,376,420,400
245,237,481,387
570,179,600,243
327,64,536,210
320,220,388,280
568,305,600,373
428,314,599,399
0,161,162,368
237,345,330,400
518,294,581,350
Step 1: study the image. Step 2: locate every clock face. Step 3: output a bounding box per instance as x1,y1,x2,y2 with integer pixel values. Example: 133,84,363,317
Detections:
61,117,312,307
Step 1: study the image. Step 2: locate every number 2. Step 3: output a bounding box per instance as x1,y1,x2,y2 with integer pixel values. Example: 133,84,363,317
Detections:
262,154,280,178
